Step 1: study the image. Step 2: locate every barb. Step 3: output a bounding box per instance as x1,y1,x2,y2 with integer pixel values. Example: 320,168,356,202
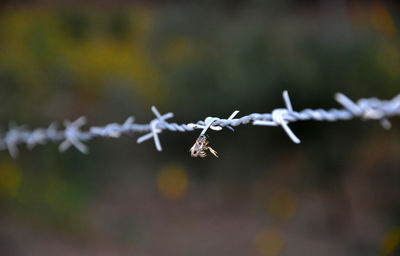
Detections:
136,106,174,151
1,91,400,158
253,90,300,143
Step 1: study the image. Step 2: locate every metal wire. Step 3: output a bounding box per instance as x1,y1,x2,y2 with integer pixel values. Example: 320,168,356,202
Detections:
1,90,400,158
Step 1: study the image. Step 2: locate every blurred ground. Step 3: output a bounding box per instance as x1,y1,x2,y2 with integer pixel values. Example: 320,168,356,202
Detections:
1,0,400,255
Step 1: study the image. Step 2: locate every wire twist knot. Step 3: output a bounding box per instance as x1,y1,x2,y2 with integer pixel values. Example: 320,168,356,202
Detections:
136,106,173,151
59,117,89,154
253,91,300,143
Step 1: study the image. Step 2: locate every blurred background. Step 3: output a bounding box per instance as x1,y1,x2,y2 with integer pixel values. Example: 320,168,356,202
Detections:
1,0,400,255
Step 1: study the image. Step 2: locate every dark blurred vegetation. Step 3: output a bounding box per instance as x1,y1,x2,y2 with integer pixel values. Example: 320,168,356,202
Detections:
1,0,400,255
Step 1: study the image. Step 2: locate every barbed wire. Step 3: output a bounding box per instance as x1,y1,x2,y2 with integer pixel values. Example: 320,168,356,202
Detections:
1,90,400,158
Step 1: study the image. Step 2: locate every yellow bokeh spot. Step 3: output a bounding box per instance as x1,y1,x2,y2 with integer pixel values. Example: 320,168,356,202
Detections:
268,189,298,222
382,227,400,255
370,2,396,36
255,228,285,256
157,163,188,200
0,160,22,197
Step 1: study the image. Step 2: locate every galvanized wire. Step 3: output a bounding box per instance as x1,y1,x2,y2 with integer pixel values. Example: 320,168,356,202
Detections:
1,91,400,158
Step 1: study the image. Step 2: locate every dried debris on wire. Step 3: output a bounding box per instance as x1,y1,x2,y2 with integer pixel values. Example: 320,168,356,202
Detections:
1,91,400,158
189,134,219,158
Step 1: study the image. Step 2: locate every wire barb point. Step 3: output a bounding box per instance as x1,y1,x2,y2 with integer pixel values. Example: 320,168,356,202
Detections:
136,106,173,151
59,117,89,154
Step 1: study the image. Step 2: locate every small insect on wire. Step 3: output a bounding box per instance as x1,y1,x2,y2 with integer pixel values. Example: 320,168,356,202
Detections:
189,134,219,158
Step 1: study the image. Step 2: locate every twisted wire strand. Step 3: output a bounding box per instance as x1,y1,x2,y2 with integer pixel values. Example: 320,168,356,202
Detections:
1,91,400,158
